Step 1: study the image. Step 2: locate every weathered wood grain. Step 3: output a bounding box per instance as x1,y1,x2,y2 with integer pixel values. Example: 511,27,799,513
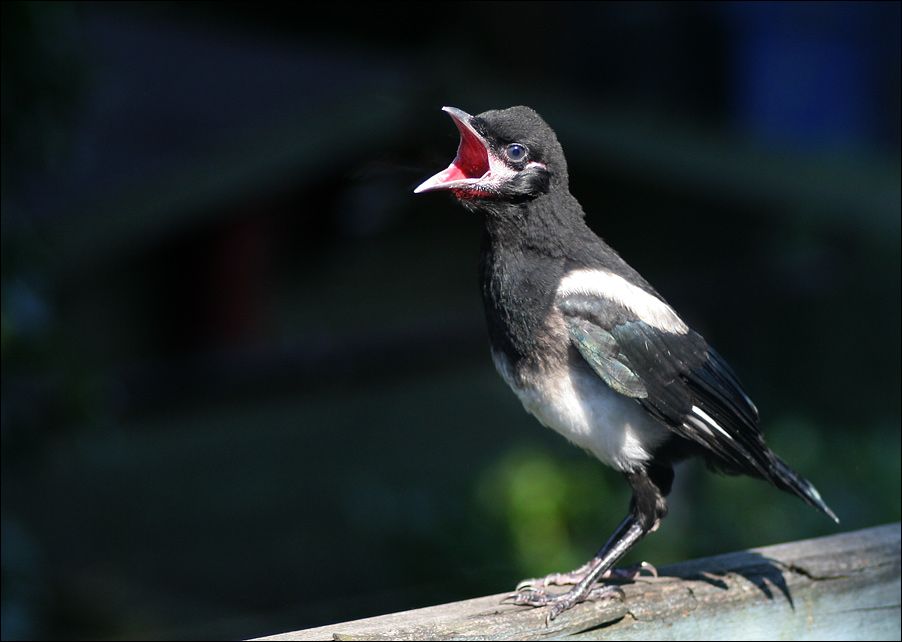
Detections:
253,523,901,641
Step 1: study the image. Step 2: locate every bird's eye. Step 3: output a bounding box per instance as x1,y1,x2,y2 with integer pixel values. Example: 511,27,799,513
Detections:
505,143,527,162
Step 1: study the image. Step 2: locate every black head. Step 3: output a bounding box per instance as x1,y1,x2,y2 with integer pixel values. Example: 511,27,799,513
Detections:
415,106,568,204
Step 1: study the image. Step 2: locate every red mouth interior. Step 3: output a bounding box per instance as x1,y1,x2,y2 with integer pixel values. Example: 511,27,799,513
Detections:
447,119,489,181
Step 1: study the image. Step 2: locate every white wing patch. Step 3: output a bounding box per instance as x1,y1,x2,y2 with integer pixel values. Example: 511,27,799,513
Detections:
690,405,733,440
558,269,689,334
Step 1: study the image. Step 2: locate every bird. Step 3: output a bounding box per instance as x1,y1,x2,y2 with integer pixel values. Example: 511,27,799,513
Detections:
414,105,838,622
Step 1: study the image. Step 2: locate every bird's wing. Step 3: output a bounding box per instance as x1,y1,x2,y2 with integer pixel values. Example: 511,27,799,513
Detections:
559,292,770,476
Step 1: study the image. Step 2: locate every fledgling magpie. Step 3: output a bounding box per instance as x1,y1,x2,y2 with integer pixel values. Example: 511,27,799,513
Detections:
414,106,838,621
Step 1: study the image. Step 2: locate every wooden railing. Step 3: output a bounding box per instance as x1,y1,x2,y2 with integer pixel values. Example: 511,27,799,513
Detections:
255,523,900,641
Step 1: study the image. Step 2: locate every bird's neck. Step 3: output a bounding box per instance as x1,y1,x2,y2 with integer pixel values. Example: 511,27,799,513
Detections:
480,190,589,256
477,190,586,367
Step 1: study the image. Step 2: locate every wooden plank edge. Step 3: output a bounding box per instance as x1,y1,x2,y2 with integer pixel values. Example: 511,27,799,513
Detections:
252,523,901,641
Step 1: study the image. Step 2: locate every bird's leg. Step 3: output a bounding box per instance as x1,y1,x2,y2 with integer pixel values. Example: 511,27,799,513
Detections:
504,466,671,622
504,515,647,621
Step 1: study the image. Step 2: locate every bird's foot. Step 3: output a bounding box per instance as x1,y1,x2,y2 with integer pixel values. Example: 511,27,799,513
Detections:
514,560,656,591
503,583,624,623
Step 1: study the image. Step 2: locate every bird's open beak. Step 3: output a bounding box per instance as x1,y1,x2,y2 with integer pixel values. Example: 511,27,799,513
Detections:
414,107,493,194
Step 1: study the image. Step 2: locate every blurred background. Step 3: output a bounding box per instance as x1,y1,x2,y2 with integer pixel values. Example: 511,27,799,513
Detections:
2,1,899,639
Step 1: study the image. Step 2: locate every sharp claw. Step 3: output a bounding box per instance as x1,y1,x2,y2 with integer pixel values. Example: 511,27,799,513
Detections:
502,591,526,605
556,598,576,619
503,587,551,607
638,561,658,578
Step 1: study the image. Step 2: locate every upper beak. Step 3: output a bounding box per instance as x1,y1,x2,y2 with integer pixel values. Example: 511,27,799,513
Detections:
414,107,491,194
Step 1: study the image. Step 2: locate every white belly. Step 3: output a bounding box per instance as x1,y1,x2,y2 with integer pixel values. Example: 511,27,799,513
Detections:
493,349,670,472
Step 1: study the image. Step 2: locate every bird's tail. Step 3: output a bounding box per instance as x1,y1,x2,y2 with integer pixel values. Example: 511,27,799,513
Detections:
769,455,839,523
